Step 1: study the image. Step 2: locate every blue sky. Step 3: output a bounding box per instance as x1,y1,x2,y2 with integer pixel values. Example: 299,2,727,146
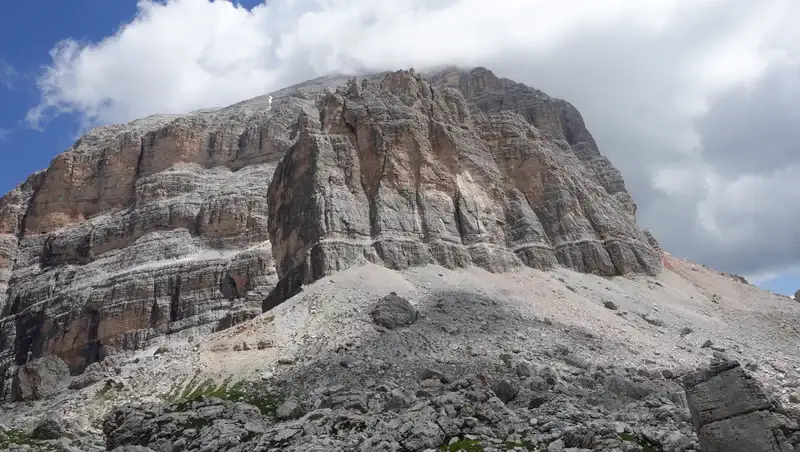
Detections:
0,0,798,296
0,2,137,194
0,0,260,195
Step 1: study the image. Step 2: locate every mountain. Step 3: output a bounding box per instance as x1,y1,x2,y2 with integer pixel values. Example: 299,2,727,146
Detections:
0,67,658,388
1,67,798,451
266,68,660,306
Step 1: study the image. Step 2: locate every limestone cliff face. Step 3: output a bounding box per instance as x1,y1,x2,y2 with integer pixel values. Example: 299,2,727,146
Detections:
266,68,660,304
0,68,659,398
0,83,340,394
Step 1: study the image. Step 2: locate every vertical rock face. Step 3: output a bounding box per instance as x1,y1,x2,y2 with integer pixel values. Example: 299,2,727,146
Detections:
0,82,352,395
683,360,794,452
0,67,660,399
266,68,659,303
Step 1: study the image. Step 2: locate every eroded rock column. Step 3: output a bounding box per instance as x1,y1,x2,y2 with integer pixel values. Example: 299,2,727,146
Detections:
683,360,794,452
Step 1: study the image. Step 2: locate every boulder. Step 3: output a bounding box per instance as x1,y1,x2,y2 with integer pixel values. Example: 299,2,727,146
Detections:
11,356,70,401
31,415,66,440
683,360,793,452
275,397,304,420
69,371,105,390
371,293,419,330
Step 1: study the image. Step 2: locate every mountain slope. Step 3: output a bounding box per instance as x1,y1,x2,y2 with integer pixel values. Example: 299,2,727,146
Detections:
0,67,657,399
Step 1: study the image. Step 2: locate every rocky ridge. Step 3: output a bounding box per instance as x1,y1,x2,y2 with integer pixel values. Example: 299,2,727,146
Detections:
0,66,658,397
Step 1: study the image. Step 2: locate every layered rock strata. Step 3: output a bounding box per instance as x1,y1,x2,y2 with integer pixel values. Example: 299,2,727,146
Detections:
0,67,659,399
266,68,659,304
0,86,340,393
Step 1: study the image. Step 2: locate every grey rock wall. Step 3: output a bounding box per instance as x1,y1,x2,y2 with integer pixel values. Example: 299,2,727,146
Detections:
0,68,660,400
267,68,660,300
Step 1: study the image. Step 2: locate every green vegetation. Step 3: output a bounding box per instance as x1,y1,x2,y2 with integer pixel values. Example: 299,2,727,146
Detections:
439,438,546,452
0,429,58,451
439,438,485,452
618,432,664,452
94,383,118,403
164,373,285,417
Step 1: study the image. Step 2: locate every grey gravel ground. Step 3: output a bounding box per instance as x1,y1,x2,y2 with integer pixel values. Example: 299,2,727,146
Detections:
3,255,800,451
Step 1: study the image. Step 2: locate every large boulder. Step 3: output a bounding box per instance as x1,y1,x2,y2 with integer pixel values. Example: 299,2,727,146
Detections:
31,415,66,440
11,355,70,401
371,293,419,330
683,360,793,452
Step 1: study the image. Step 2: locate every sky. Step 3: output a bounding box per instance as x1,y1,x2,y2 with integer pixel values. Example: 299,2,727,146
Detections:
1,0,799,295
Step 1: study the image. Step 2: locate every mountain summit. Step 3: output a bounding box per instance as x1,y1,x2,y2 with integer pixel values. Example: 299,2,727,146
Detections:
0,67,659,384
1,67,799,452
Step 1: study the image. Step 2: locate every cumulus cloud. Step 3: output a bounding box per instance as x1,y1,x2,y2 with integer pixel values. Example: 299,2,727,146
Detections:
25,0,800,280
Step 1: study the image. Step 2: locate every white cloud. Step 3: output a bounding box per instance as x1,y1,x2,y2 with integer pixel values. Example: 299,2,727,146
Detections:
25,0,800,277
0,58,16,90
30,0,794,126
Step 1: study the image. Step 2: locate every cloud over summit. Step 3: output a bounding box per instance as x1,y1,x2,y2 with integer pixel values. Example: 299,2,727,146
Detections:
25,0,800,282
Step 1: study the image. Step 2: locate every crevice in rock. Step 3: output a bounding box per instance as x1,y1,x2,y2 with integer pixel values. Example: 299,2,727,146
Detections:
608,245,625,277
411,137,428,243
134,135,147,181
352,102,388,241
453,189,466,243
523,191,558,248
13,310,45,365
319,103,327,130
17,173,45,239
40,235,55,269
630,243,651,275
149,298,161,329
82,308,102,370
3,294,21,317
169,277,182,323
577,193,613,275
704,407,772,426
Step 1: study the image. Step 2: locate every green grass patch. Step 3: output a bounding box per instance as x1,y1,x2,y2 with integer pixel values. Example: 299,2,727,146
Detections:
439,438,485,452
618,432,663,452
0,428,59,451
94,383,118,403
165,374,285,417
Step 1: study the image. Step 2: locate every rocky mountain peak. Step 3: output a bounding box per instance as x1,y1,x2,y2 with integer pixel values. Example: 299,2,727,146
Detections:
266,67,658,305
0,67,658,396
2,67,800,452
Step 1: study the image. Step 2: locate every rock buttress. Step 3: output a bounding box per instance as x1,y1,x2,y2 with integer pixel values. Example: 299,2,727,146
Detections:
266,69,660,307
